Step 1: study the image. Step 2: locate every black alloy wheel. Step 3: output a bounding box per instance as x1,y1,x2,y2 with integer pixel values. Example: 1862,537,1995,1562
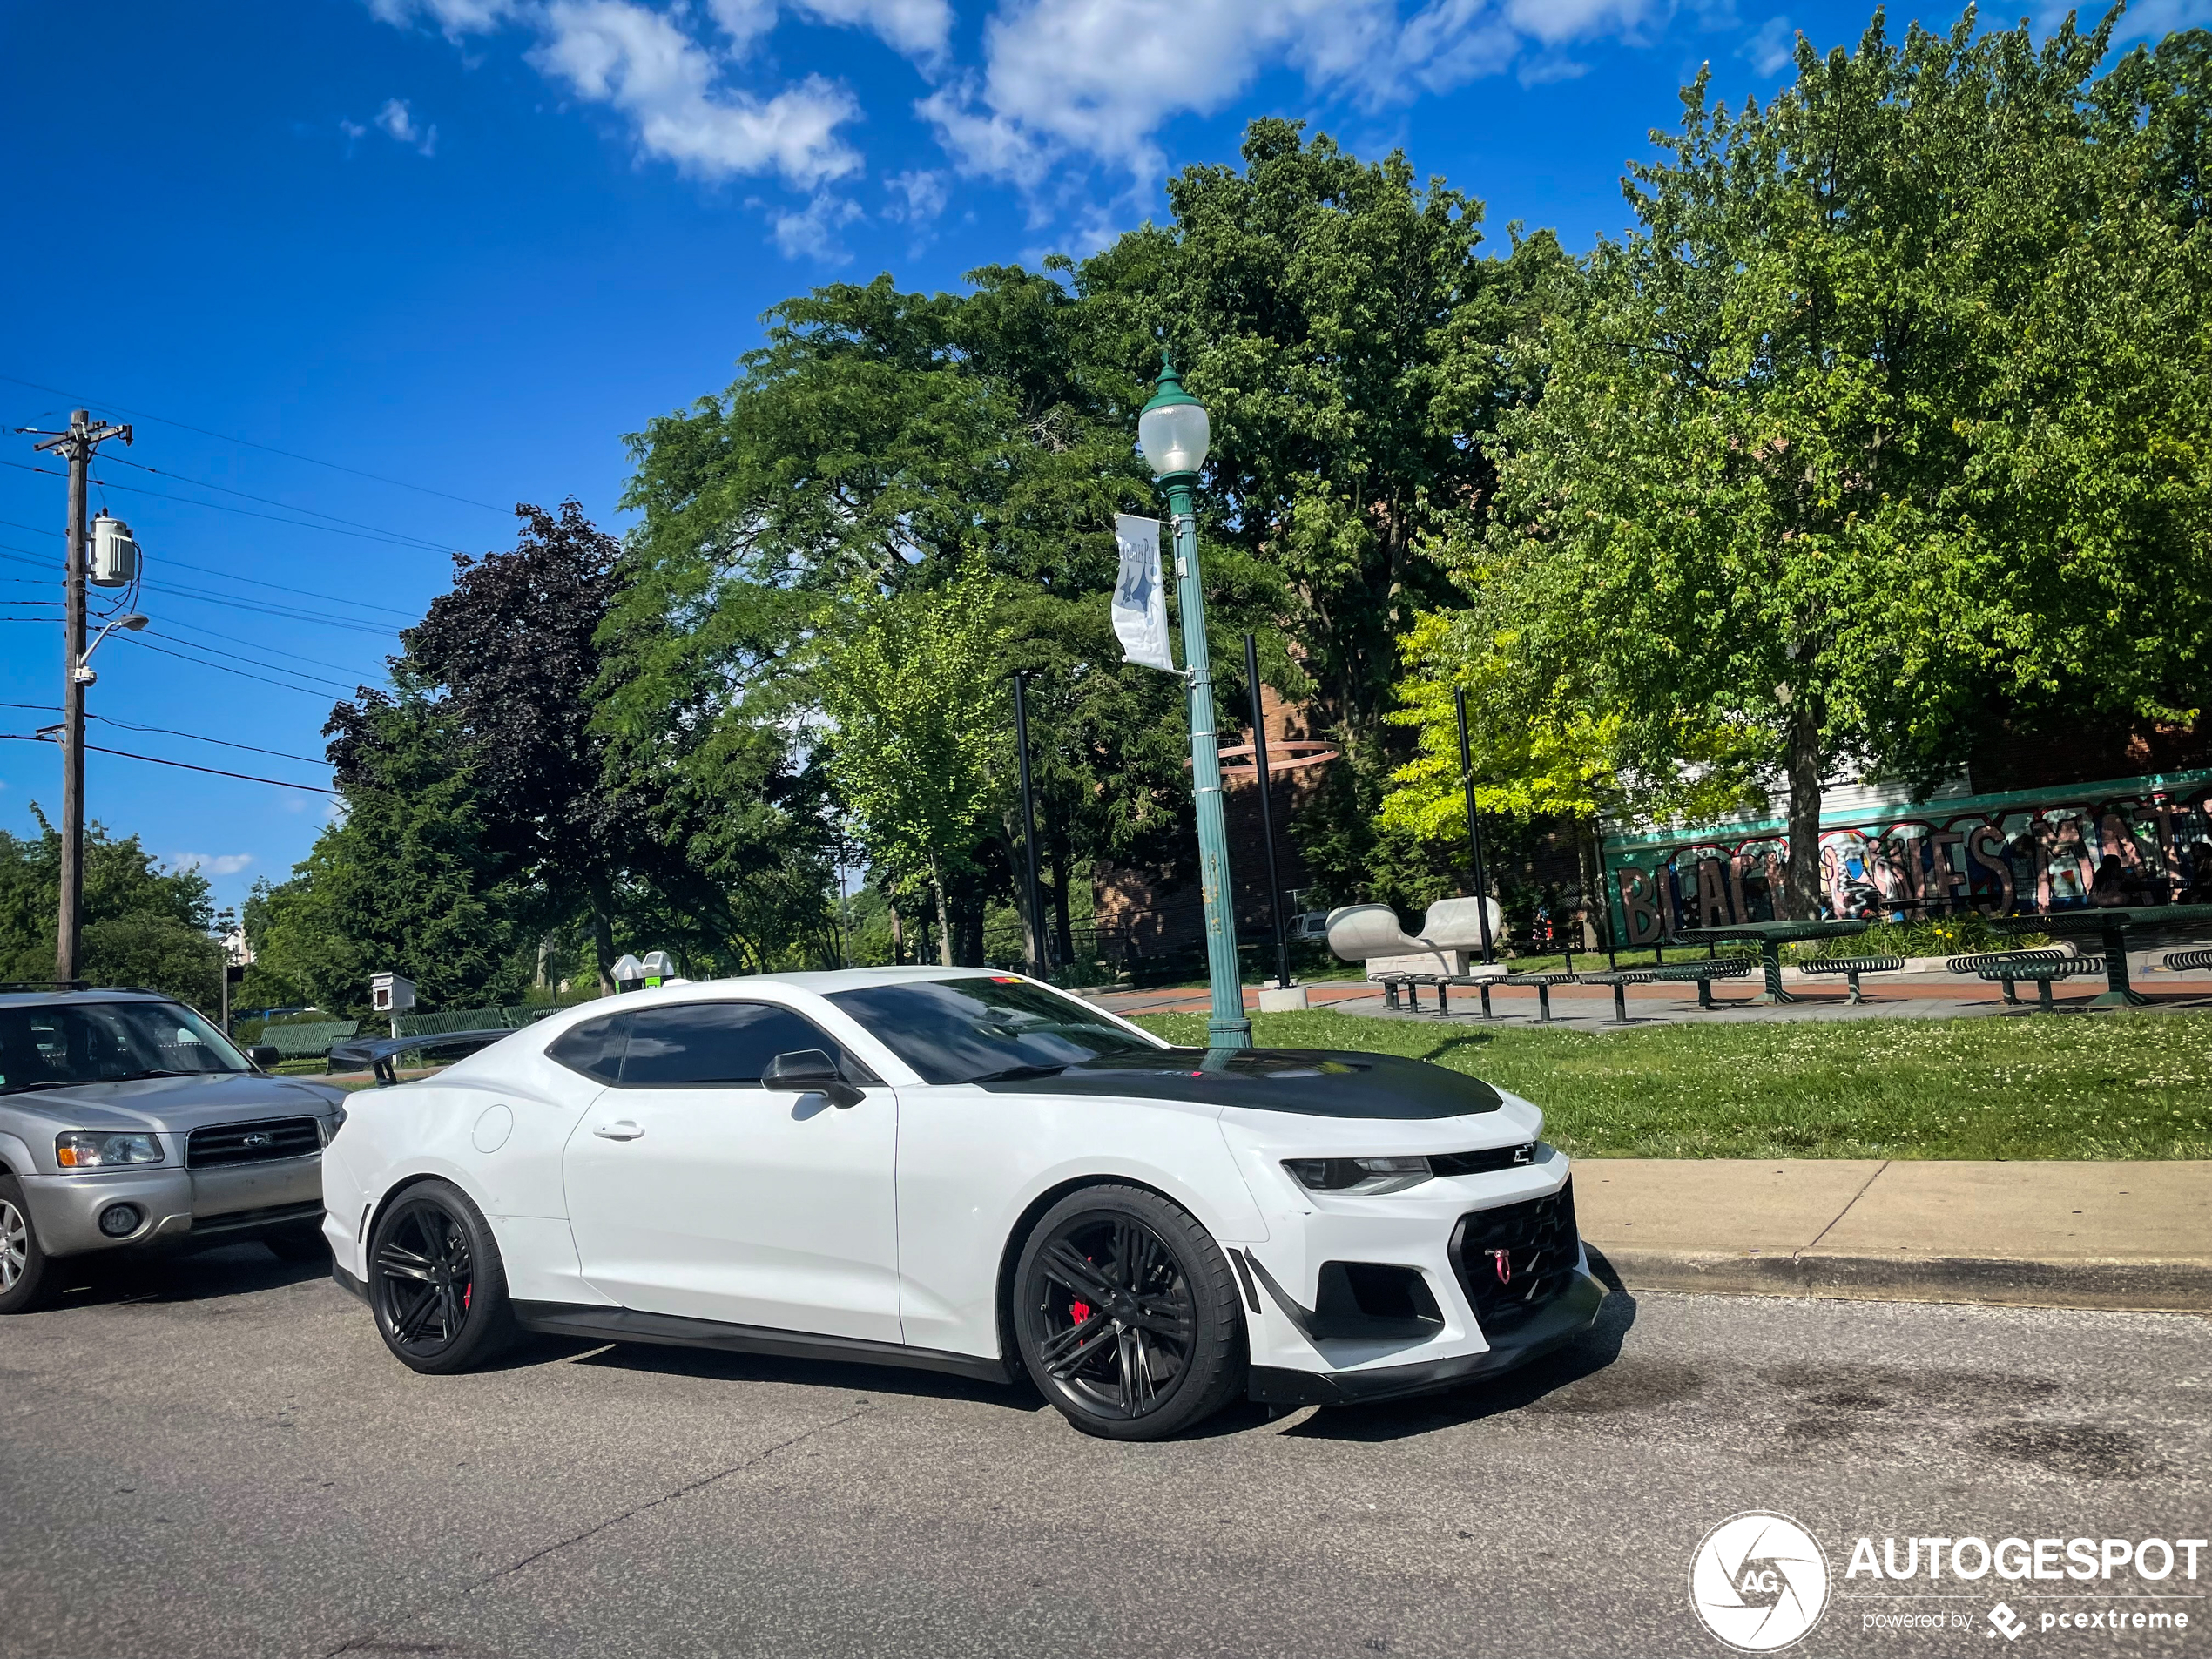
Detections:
1013,1185,1245,1440
368,1180,515,1373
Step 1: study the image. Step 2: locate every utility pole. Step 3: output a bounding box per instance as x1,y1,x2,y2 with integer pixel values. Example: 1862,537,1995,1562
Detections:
29,409,130,985
1009,671,1049,980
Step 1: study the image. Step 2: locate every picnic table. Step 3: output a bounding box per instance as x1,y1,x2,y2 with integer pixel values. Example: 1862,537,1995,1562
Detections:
1989,902,2212,1008
1676,919,1871,1005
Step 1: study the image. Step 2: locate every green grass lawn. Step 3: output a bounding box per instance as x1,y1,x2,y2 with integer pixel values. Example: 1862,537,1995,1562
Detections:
1130,1009,2212,1160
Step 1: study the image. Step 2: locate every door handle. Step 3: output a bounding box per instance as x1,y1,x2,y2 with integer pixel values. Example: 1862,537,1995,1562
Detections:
592,1121,644,1141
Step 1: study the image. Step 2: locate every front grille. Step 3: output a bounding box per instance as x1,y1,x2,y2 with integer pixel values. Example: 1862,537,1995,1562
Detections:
187,1116,321,1169
1430,1142,1538,1177
1450,1177,1579,1335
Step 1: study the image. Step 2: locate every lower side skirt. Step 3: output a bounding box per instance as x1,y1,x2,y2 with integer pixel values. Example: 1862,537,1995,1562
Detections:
1247,1270,1605,1406
511,1300,1017,1387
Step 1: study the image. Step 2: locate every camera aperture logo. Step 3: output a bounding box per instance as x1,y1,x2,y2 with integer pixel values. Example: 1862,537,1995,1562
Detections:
1690,1512,1831,1651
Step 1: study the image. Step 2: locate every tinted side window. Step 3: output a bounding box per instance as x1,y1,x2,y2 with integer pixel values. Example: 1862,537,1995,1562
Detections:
547,1013,631,1083
618,1002,846,1089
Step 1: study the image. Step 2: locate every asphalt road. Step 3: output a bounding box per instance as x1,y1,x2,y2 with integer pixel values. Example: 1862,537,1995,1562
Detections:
2,1246,2206,1659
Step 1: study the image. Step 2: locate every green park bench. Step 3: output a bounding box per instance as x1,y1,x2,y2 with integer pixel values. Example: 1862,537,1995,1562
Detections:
1973,955,2105,1012
1574,966,1658,1025
1468,971,1578,1022
1645,955,1757,1009
1796,954,1907,1003
258,1020,360,1062
1947,949,2068,1004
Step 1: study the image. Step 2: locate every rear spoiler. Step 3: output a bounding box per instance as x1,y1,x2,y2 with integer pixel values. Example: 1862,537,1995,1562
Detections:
325,1029,515,1087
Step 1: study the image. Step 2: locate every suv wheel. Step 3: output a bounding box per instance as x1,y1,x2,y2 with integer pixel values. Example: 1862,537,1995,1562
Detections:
0,1175,57,1314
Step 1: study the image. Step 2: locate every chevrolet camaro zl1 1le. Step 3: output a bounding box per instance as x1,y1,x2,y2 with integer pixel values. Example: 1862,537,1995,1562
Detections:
322,968,1602,1440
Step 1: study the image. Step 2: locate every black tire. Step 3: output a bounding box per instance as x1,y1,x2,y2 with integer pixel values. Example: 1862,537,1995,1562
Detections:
0,1175,57,1314
1012,1184,1246,1441
264,1221,329,1264
367,1179,516,1373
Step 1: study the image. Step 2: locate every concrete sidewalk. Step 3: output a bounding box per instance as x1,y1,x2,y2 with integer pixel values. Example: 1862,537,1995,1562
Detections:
1575,1157,2212,1312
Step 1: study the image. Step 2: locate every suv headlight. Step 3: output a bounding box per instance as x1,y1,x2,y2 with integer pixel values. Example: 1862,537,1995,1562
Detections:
1284,1156,1432,1195
56,1131,165,1169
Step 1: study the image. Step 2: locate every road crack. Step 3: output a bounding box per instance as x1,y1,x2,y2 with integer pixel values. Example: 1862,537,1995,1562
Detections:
319,1404,870,1656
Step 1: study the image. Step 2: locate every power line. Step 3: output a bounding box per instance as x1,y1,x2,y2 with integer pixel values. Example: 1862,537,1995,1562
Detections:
0,516,422,620
0,372,512,515
122,636,359,700
96,452,475,553
136,629,361,693
2,457,458,554
148,616,384,681
0,732,336,793
0,701,329,766
140,582,401,637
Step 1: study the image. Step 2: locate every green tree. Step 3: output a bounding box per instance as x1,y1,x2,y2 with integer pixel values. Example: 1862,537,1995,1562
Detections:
818,566,1011,961
0,811,223,1008
1436,11,2212,916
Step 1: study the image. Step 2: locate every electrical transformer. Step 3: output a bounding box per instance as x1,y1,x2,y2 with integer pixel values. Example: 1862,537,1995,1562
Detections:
90,515,138,587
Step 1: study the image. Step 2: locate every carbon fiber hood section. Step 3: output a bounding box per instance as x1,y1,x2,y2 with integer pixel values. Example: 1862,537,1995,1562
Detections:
976,1047,1504,1118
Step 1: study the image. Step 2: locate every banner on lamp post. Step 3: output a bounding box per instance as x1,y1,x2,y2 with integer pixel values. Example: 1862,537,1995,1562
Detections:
1110,514,1176,672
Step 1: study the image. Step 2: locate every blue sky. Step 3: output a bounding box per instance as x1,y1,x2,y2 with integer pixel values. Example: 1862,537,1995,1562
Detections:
0,0,2186,924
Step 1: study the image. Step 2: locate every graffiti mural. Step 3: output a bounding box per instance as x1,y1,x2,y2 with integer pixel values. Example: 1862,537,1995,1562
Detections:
1605,772,2212,948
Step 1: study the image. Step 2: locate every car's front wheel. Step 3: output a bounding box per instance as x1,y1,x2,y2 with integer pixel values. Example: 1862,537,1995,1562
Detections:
368,1179,516,1373
0,1176,56,1314
1012,1184,1246,1440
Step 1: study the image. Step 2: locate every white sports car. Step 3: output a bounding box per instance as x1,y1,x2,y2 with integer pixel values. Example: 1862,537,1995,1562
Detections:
321,968,1602,1440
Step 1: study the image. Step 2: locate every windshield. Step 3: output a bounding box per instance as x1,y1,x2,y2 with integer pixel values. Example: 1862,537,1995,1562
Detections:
0,1000,253,1094
825,977,1160,1085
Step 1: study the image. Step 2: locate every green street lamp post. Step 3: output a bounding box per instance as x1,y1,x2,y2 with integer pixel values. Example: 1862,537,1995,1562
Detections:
1139,359,1252,1048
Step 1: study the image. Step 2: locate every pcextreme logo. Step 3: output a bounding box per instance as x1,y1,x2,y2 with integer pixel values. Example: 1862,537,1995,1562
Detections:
1690,1512,1832,1652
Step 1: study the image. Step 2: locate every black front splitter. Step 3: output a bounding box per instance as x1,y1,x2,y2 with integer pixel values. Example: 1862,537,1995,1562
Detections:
1247,1270,1604,1406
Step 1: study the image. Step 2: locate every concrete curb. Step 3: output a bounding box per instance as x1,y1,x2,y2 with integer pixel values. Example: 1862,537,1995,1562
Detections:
1597,1245,2212,1313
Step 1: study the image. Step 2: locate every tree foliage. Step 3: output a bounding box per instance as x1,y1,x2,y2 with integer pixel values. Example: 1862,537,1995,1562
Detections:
1398,10,2212,915
0,811,222,1008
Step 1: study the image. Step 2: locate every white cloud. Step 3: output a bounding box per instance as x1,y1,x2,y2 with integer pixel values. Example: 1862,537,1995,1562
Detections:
375,97,440,154
927,0,1658,185
171,853,255,876
1738,14,1796,74
532,0,861,185
883,166,948,220
367,0,518,37
772,190,865,257
795,0,953,58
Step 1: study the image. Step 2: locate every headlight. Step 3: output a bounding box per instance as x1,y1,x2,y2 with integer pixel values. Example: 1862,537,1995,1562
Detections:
56,1131,165,1169
1284,1156,1432,1195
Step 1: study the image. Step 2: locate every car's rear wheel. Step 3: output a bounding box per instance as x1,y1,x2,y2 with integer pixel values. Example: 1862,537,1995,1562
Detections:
0,1177,56,1314
368,1180,516,1373
1012,1185,1245,1441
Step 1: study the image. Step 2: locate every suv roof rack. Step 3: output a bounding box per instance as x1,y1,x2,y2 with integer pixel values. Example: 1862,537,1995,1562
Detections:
0,980,91,992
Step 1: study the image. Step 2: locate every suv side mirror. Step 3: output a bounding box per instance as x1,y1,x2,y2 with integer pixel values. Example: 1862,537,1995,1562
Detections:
248,1044,280,1069
761,1049,862,1108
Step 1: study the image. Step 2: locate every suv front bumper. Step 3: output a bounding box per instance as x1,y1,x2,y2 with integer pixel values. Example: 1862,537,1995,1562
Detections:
18,1154,323,1257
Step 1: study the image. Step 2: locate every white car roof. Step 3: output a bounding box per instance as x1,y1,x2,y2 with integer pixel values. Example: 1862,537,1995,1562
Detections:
655,966,1029,996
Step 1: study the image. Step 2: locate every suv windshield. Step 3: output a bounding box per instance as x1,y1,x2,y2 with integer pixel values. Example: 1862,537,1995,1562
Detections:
0,1001,252,1094
825,976,1159,1085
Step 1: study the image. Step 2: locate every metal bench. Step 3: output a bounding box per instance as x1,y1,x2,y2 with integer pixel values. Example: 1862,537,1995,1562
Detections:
1460,971,1579,1022
1973,955,2105,1012
1575,967,1658,1025
1644,956,1756,1008
2163,948,2212,974
1796,954,1907,1003
1948,949,2068,1005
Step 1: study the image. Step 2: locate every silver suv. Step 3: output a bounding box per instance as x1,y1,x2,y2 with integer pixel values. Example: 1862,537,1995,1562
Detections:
0,988,345,1312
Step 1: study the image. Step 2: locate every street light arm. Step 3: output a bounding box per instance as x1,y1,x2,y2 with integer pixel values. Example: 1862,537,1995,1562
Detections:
80,612,148,666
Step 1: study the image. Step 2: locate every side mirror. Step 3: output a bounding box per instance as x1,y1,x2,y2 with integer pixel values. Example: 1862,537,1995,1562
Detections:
248,1044,280,1069
762,1049,862,1109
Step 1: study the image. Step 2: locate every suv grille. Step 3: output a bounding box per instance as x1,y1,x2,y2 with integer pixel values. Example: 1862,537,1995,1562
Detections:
187,1116,321,1169
1450,1177,1579,1335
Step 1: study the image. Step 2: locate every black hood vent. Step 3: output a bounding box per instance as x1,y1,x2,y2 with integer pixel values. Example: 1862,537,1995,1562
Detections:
975,1048,1504,1120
